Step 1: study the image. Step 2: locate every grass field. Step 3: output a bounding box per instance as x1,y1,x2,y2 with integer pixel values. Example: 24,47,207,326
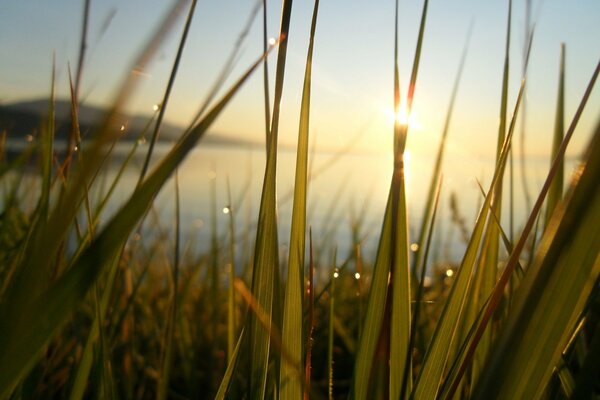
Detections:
0,0,599,399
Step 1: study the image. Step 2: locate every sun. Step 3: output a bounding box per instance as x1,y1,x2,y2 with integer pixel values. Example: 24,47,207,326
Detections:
385,104,421,130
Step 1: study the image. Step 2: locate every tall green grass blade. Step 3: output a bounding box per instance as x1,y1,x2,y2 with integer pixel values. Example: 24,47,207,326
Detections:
138,0,197,184
390,0,429,397
473,119,600,399
262,0,271,143
0,49,269,398
247,0,292,397
280,1,319,398
545,43,565,227
472,0,512,380
352,1,429,397
402,176,442,399
444,60,600,400
412,79,525,400
0,0,188,331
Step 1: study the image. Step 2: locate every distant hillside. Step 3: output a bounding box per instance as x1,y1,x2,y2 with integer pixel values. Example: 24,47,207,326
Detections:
0,98,260,148
0,98,181,142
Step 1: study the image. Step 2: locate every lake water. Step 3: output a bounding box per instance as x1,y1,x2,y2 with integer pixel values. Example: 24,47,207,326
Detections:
4,140,578,272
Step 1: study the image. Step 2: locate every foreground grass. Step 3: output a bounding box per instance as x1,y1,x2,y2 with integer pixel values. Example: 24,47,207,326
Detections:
1,1,599,399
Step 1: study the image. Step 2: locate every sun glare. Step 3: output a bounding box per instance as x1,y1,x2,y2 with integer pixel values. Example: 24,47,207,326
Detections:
385,105,421,130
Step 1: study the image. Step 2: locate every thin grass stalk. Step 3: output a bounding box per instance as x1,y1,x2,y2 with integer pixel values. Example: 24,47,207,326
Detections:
327,252,337,400
390,0,429,396
545,43,565,227
410,25,470,279
0,47,271,398
401,176,442,400
412,79,525,400
215,329,245,400
473,119,600,399
226,177,237,363
137,0,197,184
262,0,271,144
280,1,319,397
0,1,188,324
304,230,315,400
247,0,292,397
351,1,429,397
157,170,180,400
519,0,534,213
473,0,512,379
444,60,600,400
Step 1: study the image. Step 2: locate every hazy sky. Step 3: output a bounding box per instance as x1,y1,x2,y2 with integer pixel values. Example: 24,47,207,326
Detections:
1,0,599,159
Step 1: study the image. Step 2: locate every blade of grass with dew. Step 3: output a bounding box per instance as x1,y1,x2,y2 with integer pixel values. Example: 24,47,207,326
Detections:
0,49,270,397
442,60,600,400
304,230,315,400
545,43,565,227
473,120,600,400
328,251,337,400
411,80,525,400
247,0,292,397
226,177,237,363
0,0,188,335
280,1,319,397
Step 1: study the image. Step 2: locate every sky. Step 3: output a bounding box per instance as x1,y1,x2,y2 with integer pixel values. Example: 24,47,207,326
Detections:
1,0,599,161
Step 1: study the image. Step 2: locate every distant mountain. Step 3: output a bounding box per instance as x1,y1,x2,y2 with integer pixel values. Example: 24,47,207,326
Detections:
0,98,181,142
0,98,261,148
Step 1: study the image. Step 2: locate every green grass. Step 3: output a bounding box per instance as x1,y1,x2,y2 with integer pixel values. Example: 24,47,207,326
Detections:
1,1,599,399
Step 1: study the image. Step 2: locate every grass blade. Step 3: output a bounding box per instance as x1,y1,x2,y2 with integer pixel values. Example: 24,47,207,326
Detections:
473,119,600,399
545,43,565,227
0,48,270,398
247,0,292,397
444,59,600,400
280,1,319,398
412,79,525,400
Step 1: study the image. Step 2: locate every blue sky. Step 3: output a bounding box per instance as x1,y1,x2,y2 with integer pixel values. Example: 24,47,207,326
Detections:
1,0,599,159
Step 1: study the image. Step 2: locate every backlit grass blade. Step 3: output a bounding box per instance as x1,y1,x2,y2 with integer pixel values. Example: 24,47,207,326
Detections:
402,176,442,399
444,60,599,400
137,0,197,184
280,0,319,398
247,0,292,397
391,0,429,397
545,43,565,227
0,49,269,398
472,0,512,379
0,0,188,329
412,80,525,400
473,119,600,399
